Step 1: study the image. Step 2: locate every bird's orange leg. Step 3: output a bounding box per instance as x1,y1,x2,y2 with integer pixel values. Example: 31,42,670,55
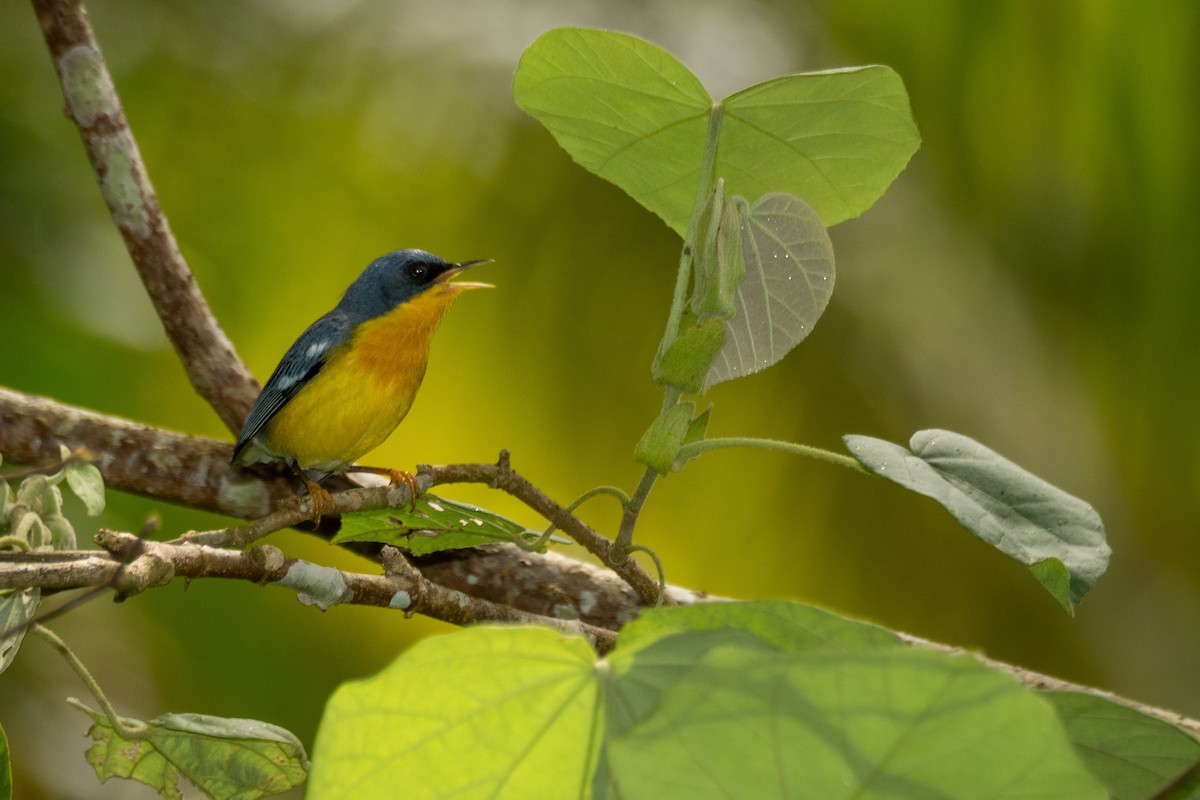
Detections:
291,465,336,522
351,465,421,509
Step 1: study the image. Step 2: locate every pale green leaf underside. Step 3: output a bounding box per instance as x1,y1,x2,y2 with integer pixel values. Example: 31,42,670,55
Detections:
64,459,106,516
705,192,834,389
513,27,919,234
844,429,1109,613
0,588,39,677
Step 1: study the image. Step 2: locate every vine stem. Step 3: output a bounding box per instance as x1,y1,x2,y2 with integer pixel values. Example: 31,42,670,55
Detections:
614,467,659,560
676,436,870,473
628,104,728,551
31,624,148,739
655,103,725,394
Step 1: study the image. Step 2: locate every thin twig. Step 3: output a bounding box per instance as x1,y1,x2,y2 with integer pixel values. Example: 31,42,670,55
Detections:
421,453,666,607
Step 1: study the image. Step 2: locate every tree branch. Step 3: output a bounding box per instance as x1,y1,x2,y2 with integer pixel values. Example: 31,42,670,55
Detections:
423,454,665,607
0,386,700,628
4,541,1197,737
92,532,614,652
32,0,258,433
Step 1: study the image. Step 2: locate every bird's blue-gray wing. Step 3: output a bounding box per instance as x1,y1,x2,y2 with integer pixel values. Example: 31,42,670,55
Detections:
231,312,352,464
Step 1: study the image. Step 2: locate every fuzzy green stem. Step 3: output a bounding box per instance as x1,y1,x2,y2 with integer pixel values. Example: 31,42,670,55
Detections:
32,624,148,739
656,104,725,373
675,436,870,473
612,467,660,563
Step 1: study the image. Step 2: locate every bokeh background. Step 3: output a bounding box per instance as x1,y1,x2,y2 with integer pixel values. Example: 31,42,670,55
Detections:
2,0,1197,796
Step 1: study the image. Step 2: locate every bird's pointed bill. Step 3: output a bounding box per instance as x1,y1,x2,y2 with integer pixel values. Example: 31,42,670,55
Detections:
438,259,493,291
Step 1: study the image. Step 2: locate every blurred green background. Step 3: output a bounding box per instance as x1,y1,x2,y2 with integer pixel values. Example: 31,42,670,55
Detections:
2,0,1197,796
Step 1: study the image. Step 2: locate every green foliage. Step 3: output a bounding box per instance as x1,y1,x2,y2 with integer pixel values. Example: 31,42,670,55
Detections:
4,15,1153,799
71,700,309,800
514,25,1108,616
0,447,106,676
513,28,920,233
703,192,835,390
845,430,1109,613
0,721,10,800
63,453,105,516
0,589,37,677
1043,692,1200,800
311,601,1115,798
308,627,601,799
331,494,544,554
634,402,695,473
653,316,726,393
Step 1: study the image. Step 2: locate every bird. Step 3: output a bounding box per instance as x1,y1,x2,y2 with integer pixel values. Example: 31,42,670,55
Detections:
231,249,491,520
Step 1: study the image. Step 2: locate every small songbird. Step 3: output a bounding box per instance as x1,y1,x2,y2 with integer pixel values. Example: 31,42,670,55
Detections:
231,249,490,519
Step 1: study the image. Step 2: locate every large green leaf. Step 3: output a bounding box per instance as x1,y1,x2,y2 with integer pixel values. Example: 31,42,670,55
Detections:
512,27,710,234
308,626,601,799
1043,691,1200,800
311,602,1108,798
704,192,834,389
71,700,309,800
513,28,919,234
616,599,900,654
720,67,919,227
845,429,1109,613
606,642,1104,799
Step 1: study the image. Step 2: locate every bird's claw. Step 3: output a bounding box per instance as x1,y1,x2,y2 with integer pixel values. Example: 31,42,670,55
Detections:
386,469,421,510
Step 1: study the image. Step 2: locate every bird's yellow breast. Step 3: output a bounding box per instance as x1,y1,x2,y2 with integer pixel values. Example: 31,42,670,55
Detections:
261,287,462,471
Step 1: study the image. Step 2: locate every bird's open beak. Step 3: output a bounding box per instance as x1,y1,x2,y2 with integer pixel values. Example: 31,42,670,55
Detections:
438,259,493,291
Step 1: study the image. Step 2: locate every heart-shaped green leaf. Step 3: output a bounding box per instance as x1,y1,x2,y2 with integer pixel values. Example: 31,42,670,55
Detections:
514,28,919,234
704,193,835,389
844,429,1109,613
513,27,711,234
606,642,1104,799
720,67,920,227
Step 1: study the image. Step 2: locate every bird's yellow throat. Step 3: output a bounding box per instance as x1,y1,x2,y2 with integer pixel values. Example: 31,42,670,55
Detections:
261,283,481,471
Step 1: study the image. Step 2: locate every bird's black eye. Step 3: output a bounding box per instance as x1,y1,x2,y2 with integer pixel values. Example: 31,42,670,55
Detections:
407,262,429,283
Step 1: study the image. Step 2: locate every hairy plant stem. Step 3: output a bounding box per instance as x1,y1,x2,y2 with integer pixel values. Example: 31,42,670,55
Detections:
656,104,725,376
629,106,728,557
676,436,869,473
614,467,659,562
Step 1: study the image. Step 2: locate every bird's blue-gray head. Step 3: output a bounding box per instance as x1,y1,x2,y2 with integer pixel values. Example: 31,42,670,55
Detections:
337,249,489,321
